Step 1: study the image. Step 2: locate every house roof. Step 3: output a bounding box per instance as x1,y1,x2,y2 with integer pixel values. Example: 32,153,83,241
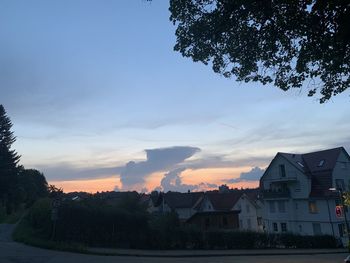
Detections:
163,192,204,209
261,147,348,198
206,192,242,211
302,147,343,174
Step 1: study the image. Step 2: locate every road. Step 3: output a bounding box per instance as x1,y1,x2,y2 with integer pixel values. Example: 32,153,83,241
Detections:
0,224,348,263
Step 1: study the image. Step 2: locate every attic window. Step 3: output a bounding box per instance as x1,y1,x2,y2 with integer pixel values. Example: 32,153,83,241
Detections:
317,160,325,167
297,162,304,168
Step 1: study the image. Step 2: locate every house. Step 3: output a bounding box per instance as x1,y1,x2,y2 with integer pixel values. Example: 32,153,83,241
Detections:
260,147,350,244
186,211,240,230
140,191,163,214
198,191,261,231
153,191,204,221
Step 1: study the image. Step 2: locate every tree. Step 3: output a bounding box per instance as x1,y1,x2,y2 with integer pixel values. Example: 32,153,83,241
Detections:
19,168,49,206
0,105,21,213
169,0,350,103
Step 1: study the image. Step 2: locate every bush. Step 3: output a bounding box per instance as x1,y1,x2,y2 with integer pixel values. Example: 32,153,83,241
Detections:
15,198,338,250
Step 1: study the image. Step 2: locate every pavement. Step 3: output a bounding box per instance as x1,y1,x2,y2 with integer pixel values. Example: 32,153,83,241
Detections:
0,223,349,263
88,247,348,257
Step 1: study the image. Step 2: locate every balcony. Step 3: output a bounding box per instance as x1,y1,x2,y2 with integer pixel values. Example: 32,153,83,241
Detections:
262,189,290,199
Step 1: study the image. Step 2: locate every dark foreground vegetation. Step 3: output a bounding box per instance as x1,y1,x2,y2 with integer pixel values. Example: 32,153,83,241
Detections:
0,105,340,251
14,196,338,250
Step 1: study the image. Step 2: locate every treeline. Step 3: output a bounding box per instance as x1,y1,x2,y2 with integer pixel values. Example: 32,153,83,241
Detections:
16,196,338,250
0,105,50,217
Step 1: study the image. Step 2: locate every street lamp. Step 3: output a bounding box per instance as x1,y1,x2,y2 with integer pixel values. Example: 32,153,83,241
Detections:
329,187,350,249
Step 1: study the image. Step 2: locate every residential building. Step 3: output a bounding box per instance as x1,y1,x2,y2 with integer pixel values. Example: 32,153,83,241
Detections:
260,147,350,245
153,191,204,221
198,192,261,231
186,211,239,230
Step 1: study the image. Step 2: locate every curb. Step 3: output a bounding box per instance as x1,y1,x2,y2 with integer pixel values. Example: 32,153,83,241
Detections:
86,249,349,258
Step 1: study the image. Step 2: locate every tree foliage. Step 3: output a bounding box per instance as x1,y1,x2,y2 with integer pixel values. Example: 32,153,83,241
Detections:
0,105,21,213
19,168,49,207
169,0,350,102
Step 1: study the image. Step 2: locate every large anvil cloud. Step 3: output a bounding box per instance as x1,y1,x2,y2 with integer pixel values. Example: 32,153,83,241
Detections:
120,146,200,188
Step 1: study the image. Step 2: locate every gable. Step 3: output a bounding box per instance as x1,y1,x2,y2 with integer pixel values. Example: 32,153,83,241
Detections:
260,154,305,190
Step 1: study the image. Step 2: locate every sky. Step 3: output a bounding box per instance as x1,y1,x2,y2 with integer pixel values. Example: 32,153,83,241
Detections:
1,0,349,193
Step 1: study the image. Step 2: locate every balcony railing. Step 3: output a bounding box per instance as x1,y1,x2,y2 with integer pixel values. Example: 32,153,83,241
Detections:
262,189,290,199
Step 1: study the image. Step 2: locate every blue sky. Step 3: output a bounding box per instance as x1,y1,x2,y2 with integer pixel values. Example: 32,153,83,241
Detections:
1,0,349,192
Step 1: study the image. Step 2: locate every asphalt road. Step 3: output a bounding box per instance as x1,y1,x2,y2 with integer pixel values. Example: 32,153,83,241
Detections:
0,224,348,263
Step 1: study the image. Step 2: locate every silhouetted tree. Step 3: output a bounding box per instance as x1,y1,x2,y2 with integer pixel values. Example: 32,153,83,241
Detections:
169,0,350,103
48,184,63,199
0,105,21,214
19,168,49,206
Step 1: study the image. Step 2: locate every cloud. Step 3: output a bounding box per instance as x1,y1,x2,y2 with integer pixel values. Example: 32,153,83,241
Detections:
120,146,200,188
226,166,265,183
36,163,123,181
160,168,217,192
186,154,271,170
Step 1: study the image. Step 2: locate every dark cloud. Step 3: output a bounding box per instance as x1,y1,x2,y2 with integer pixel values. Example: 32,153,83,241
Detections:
226,166,265,183
120,146,200,188
160,168,217,192
36,163,123,181
186,154,271,170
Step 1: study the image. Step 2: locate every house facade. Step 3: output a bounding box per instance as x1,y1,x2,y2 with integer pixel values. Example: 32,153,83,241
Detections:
198,192,261,231
260,147,350,244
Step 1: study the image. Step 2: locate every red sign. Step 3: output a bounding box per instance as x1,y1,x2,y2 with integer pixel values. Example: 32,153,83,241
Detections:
336,205,343,218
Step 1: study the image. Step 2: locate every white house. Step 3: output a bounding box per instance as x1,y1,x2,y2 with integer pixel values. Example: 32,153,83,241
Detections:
152,192,204,221
260,147,350,245
198,191,262,231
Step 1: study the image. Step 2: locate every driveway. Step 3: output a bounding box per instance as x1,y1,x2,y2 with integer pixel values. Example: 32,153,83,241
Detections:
0,224,348,263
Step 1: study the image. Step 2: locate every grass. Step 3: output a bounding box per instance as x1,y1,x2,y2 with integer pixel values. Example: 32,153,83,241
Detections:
12,219,88,253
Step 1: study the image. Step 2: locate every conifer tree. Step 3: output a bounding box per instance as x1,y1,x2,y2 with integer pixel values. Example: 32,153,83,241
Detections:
0,104,20,214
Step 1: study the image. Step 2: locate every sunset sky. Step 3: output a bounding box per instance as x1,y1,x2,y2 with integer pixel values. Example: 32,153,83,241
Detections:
1,0,349,193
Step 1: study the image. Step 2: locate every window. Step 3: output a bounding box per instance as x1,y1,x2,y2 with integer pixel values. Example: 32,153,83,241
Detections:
299,225,302,232
269,201,275,213
247,219,251,229
281,223,287,232
317,160,325,167
278,201,286,213
309,201,318,213
279,164,286,177
312,223,322,235
273,222,278,232
246,204,250,214
336,179,345,191
338,223,345,237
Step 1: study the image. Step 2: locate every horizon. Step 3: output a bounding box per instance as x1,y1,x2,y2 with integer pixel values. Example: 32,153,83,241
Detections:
1,1,349,193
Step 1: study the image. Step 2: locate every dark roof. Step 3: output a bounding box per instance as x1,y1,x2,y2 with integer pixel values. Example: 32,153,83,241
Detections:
164,192,204,209
242,188,260,201
302,147,343,174
303,148,344,197
264,147,348,198
206,192,242,211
